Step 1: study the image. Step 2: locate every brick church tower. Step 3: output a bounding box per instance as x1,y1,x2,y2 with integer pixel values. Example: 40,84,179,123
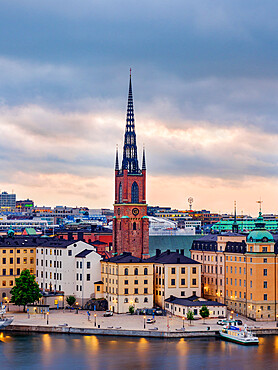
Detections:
112,71,149,259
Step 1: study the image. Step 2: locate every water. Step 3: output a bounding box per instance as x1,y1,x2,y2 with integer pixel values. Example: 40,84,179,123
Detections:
1,332,278,370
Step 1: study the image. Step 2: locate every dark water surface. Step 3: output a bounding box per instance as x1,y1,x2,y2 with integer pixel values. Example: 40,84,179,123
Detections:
1,332,278,370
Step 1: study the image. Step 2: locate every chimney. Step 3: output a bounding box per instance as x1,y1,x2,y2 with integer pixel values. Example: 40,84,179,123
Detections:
156,249,161,257
77,231,84,241
180,249,184,256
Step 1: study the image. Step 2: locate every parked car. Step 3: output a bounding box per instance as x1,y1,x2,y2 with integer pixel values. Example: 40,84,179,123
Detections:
217,319,227,326
146,318,156,324
155,309,163,316
103,310,113,317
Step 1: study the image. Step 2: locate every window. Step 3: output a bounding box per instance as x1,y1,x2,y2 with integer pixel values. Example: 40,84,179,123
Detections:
68,250,72,256
239,267,241,274
264,294,268,301
76,261,79,268
124,288,128,294
192,267,196,274
2,258,6,264
134,288,138,294
133,222,136,231
171,268,175,274
80,274,82,281
230,266,232,273
124,298,128,303
135,280,138,285
181,279,185,285
144,288,148,294
97,286,100,292
119,183,123,203
144,297,148,303
87,274,90,281
144,279,148,284
262,247,267,252
144,268,148,275
124,280,128,285
250,281,252,288
131,182,139,203
134,268,138,275
192,278,196,285
171,279,175,286
17,268,20,275
10,258,13,264
87,262,90,269
230,278,232,285
264,269,268,276
264,281,267,288
194,309,198,315
9,269,13,275
181,267,185,274
263,258,267,263
124,268,128,275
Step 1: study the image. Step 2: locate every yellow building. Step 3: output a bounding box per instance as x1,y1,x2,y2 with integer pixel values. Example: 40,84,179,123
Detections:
147,249,201,309
191,213,278,321
101,252,153,313
0,236,37,301
191,233,246,304
226,213,278,321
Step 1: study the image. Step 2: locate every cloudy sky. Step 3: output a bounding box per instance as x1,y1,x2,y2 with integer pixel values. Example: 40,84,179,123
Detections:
0,0,278,215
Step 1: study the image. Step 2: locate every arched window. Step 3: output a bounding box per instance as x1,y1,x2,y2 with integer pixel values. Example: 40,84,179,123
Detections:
144,297,148,303
124,268,128,275
124,298,128,303
135,298,139,303
133,222,136,230
131,182,139,203
119,183,123,203
2,292,6,298
134,268,138,275
144,268,148,275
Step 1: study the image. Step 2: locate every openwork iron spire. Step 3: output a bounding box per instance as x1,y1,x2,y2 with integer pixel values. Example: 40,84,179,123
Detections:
122,69,139,173
142,146,146,170
115,145,119,171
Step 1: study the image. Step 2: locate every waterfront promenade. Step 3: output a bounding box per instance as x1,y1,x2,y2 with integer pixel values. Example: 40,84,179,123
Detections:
3,310,278,338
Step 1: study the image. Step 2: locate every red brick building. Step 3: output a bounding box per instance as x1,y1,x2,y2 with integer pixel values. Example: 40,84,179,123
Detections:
112,72,149,259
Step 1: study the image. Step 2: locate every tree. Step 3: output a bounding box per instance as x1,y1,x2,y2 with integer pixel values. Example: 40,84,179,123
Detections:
10,269,42,312
187,310,194,325
129,305,135,314
66,296,76,307
199,305,210,323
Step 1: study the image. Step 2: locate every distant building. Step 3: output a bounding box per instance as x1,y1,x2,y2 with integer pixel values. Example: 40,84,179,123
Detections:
16,199,34,212
0,192,16,209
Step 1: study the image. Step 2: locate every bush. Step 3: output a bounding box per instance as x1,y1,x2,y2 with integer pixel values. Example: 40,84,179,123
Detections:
66,296,76,307
129,305,135,314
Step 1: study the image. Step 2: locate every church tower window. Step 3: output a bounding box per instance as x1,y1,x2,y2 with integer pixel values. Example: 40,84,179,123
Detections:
131,182,139,203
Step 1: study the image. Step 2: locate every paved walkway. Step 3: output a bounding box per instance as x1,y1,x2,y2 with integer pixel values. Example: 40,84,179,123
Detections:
5,310,278,332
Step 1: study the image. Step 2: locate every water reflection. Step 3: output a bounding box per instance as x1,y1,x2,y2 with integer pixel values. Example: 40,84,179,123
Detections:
1,333,278,370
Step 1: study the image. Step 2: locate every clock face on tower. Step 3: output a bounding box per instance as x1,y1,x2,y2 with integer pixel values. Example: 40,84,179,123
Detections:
132,208,139,216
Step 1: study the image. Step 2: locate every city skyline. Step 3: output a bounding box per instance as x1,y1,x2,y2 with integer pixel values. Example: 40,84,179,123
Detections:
0,1,278,215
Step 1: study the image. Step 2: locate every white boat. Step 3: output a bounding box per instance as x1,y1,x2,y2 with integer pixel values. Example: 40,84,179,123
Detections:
219,323,259,345
0,317,13,328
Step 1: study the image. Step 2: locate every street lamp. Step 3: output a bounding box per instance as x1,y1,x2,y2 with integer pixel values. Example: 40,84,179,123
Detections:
144,315,146,329
46,312,49,325
182,317,185,328
94,313,97,327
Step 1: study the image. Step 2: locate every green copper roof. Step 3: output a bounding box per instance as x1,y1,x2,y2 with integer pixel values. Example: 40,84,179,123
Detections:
247,212,274,243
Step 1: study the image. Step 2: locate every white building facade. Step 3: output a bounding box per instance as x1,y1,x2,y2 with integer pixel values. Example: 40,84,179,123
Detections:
36,239,102,305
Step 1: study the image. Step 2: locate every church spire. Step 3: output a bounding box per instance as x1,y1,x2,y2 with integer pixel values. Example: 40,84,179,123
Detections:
115,145,119,171
232,201,239,233
142,146,146,170
122,69,139,173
